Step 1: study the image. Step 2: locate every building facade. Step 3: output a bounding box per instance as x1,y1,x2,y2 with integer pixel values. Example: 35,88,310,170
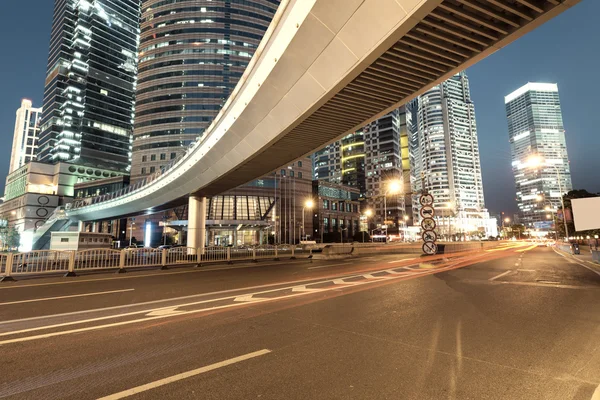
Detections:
37,0,141,173
132,0,280,179
505,83,573,227
365,107,412,234
411,71,496,238
313,131,366,198
312,180,361,243
10,100,42,173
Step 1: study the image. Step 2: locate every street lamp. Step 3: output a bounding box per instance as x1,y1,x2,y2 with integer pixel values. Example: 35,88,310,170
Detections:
527,155,569,242
363,209,373,243
383,179,402,241
301,199,314,242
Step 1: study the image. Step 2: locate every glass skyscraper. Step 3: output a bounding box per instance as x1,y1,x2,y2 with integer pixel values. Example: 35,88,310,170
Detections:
411,72,496,238
132,0,280,179
37,0,141,173
411,71,485,213
505,83,572,226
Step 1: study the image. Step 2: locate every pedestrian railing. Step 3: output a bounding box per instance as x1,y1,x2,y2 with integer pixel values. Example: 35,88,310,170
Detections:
0,245,313,281
75,249,121,271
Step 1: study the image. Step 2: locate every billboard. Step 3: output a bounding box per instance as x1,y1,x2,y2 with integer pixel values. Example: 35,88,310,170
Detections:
572,197,600,231
533,221,554,230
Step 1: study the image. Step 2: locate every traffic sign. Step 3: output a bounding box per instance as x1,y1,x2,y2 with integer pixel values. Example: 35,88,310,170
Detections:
420,193,434,206
421,218,436,231
422,242,437,255
422,230,437,243
420,205,435,219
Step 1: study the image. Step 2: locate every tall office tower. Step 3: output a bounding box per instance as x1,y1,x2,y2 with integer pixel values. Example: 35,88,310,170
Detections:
133,0,280,178
37,0,141,173
10,100,42,173
505,83,572,226
365,107,411,230
313,132,366,198
411,72,496,238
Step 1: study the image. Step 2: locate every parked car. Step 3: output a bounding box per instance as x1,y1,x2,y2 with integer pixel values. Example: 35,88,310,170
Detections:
157,245,172,250
124,244,138,250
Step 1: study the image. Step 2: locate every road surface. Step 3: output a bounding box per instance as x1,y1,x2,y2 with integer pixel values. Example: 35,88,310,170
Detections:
1,243,599,399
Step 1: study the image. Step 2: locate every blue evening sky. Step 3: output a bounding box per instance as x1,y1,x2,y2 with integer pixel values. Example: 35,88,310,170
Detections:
0,1,597,215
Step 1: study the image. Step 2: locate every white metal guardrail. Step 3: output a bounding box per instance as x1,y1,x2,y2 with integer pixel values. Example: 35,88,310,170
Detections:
0,245,308,281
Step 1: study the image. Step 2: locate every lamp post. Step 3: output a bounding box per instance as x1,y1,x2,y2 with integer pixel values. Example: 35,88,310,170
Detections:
301,199,314,242
129,218,135,246
382,179,401,242
363,209,373,243
503,217,510,239
527,156,569,242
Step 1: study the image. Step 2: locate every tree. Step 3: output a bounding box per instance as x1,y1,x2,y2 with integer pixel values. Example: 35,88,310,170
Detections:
7,226,20,250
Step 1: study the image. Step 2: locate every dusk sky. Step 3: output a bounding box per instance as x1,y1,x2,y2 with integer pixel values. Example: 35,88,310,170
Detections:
0,1,597,215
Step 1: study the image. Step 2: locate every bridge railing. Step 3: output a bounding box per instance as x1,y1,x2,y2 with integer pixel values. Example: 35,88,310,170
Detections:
0,244,312,281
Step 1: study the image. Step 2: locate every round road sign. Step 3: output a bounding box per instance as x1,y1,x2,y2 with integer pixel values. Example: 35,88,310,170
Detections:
422,230,437,243
421,217,436,231
422,242,438,255
420,193,434,206
420,205,435,219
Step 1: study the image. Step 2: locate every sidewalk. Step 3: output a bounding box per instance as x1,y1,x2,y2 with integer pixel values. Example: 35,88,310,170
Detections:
554,245,600,274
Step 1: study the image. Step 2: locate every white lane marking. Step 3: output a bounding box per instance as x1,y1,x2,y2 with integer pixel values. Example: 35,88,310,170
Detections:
308,262,352,270
591,383,600,400
97,349,271,400
0,289,134,306
388,258,417,263
0,261,303,290
517,269,536,272
493,281,594,290
553,248,600,277
291,286,322,293
0,269,375,326
146,307,184,317
489,270,512,281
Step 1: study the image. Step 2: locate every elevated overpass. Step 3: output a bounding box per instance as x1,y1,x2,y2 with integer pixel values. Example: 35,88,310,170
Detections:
66,0,578,248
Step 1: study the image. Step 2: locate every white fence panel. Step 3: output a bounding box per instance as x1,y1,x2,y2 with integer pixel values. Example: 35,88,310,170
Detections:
0,253,8,275
166,247,198,265
230,247,253,260
124,248,162,268
11,251,71,274
75,249,121,270
255,245,277,259
200,247,227,263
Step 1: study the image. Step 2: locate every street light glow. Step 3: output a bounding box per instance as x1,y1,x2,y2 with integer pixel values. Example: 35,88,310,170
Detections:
387,180,401,194
535,195,543,202
304,199,314,209
504,217,510,223
365,209,373,217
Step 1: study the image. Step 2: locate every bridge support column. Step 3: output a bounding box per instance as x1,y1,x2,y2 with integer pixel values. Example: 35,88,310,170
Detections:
92,222,99,233
188,196,206,255
78,221,85,232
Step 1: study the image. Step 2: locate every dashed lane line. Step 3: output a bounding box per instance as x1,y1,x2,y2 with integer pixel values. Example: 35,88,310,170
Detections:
489,270,512,281
0,289,134,306
97,350,272,400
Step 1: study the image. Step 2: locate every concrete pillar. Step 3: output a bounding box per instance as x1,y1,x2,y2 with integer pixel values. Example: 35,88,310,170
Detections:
92,222,99,233
188,196,206,254
78,221,85,232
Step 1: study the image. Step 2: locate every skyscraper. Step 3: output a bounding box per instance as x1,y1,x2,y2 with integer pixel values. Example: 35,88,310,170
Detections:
312,131,366,198
365,107,412,228
505,83,572,226
37,0,141,173
132,0,280,178
10,100,42,173
411,71,496,238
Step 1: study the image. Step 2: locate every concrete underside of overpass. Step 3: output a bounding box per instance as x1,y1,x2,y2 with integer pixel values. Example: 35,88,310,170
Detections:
67,0,579,221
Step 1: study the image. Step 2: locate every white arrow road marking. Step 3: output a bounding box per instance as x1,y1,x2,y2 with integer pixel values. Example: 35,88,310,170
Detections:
234,295,266,302
291,286,322,293
146,307,184,317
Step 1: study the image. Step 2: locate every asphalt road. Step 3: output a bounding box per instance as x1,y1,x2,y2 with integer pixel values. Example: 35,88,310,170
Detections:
1,244,599,400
